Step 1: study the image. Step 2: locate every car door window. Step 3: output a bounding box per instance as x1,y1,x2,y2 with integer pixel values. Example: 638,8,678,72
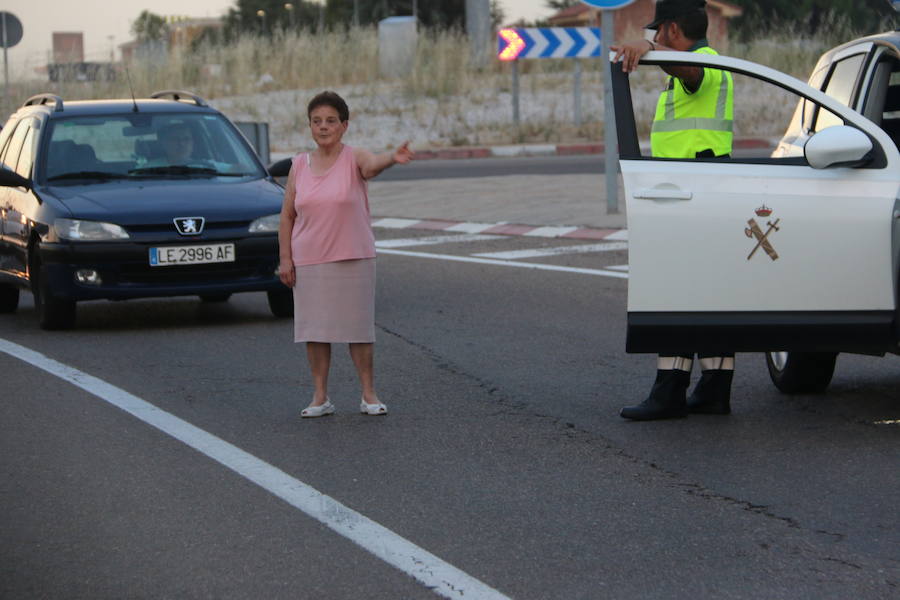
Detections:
14,122,37,179
812,54,867,132
618,59,874,165
1,120,29,172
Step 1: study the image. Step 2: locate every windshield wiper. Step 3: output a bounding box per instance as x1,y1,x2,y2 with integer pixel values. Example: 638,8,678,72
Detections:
47,171,130,182
128,165,219,177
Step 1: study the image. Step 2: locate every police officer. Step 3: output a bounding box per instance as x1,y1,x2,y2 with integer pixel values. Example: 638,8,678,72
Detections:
612,0,735,420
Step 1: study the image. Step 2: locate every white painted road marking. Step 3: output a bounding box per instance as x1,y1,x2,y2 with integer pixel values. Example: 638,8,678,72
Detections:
371,217,422,229
0,338,510,600
444,222,498,234
375,234,505,248
378,248,629,279
474,242,628,260
522,226,579,238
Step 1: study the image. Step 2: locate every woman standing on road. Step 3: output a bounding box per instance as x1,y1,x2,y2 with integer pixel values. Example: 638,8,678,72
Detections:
278,91,413,418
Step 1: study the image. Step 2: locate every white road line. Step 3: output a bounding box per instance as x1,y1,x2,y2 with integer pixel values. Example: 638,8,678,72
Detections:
378,248,629,279
444,222,497,234
606,264,630,272
370,217,422,229
0,338,510,600
523,226,579,238
375,234,505,248
605,229,629,241
474,242,628,260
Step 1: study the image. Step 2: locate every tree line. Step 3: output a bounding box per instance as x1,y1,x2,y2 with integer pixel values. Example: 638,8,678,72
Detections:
542,0,895,36
134,1,507,45
133,0,896,46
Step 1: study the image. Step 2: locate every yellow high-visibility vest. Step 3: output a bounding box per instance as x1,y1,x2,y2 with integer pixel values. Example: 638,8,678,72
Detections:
650,46,734,159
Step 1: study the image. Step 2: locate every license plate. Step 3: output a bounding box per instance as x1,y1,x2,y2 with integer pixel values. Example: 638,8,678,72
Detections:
149,243,235,266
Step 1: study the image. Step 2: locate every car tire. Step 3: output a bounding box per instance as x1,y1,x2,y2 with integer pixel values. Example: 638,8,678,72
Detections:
0,283,19,313
30,252,76,330
200,293,232,303
765,351,838,394
267,289,293,318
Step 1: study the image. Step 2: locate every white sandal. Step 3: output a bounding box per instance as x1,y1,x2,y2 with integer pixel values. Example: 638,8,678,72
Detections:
301,398,335,418
360,397,387,416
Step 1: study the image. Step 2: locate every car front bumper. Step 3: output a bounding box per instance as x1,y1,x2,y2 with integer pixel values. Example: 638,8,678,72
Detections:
38,236,286,301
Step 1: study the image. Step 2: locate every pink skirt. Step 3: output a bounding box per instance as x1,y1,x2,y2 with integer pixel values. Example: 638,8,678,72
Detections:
293,258,375,343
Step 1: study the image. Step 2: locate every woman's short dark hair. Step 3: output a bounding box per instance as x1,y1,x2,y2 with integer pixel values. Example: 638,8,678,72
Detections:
307,91,349,122
675,8,708,42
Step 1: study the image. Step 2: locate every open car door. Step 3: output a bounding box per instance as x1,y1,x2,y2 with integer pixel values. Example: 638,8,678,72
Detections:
611,52,900,355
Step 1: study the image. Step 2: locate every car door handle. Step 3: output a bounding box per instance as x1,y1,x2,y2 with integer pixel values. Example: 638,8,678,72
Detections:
634,188,693,201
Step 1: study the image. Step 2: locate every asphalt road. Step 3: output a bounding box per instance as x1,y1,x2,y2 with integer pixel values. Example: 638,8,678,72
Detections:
1,228,898,599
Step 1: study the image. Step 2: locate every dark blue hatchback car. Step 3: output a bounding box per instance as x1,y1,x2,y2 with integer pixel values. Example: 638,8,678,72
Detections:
0,91,291,329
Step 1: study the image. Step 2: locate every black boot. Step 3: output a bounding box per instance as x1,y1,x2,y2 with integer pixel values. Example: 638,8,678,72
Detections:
620,370,690,420
687,370,733,415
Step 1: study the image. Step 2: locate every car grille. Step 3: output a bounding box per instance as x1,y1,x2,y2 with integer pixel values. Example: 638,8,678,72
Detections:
126,221,250,236
118,260,264,284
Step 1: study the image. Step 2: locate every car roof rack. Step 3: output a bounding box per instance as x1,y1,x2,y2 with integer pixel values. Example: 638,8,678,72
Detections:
23,94,64,112
150,90,209,107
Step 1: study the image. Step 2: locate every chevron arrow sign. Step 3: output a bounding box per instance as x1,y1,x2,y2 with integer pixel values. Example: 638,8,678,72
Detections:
497,28,602,61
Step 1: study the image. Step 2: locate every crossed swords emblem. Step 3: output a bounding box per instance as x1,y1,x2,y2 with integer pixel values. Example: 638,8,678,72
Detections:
744,217,780,261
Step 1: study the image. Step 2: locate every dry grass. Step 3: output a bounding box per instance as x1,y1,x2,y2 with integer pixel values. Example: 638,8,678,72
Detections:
1,21,877,152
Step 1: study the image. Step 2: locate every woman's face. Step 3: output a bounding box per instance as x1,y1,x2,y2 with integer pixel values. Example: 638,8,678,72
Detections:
309,104,348,148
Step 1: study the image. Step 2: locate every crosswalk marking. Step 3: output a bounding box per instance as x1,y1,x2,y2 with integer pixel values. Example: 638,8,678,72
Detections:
371,217,423,229
473,241,628,260
376,234,505,248
523,226,579,237
444,222,498,234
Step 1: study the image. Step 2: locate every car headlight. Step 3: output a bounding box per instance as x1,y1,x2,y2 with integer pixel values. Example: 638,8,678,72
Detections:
54,218,130,241
248,214,280,233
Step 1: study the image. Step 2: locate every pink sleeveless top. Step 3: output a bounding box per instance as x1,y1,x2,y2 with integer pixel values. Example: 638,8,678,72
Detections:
290,145,376,266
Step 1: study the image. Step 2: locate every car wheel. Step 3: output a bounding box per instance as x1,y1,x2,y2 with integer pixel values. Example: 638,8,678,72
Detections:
0,283,19,313
30,252,76,330
199,293,232,303
765,351,838,394
267,289,293,318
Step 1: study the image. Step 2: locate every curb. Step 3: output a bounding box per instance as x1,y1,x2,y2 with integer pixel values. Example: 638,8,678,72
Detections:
371,217,628,241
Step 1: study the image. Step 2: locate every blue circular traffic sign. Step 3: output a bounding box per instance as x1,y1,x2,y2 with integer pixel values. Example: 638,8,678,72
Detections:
580,0,637,8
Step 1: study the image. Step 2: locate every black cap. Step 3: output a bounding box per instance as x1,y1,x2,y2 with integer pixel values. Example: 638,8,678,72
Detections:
645,0,707,30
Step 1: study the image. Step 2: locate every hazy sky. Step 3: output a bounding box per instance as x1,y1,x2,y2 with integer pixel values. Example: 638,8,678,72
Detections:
3,0,553,77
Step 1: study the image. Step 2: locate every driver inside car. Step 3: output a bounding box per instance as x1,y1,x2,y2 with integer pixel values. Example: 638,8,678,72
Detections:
138,123,229,171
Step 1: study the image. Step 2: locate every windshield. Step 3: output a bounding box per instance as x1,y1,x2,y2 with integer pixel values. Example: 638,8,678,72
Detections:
42,112,265,183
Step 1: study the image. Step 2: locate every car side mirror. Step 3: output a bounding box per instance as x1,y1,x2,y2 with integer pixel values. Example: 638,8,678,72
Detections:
804,125,873,169
0,168,31,190
268,157,292,178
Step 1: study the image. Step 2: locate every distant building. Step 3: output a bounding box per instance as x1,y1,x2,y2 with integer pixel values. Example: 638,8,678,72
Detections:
49,31,114,82
52,32,84,63
547,0,742,50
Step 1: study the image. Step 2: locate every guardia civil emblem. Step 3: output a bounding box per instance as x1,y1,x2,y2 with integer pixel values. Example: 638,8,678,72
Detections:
745,205,779,261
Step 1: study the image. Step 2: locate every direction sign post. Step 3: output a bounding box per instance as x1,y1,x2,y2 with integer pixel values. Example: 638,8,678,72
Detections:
0,12,24,101
580,1,636,214
497,1,635,213
497,27,602,129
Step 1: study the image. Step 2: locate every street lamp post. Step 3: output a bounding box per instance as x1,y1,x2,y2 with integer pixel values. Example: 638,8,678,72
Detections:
311,0,324,32
256,9,267,34
284,3,295,29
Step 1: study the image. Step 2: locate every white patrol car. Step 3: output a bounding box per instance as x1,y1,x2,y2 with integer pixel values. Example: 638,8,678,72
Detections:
611,32,900,394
